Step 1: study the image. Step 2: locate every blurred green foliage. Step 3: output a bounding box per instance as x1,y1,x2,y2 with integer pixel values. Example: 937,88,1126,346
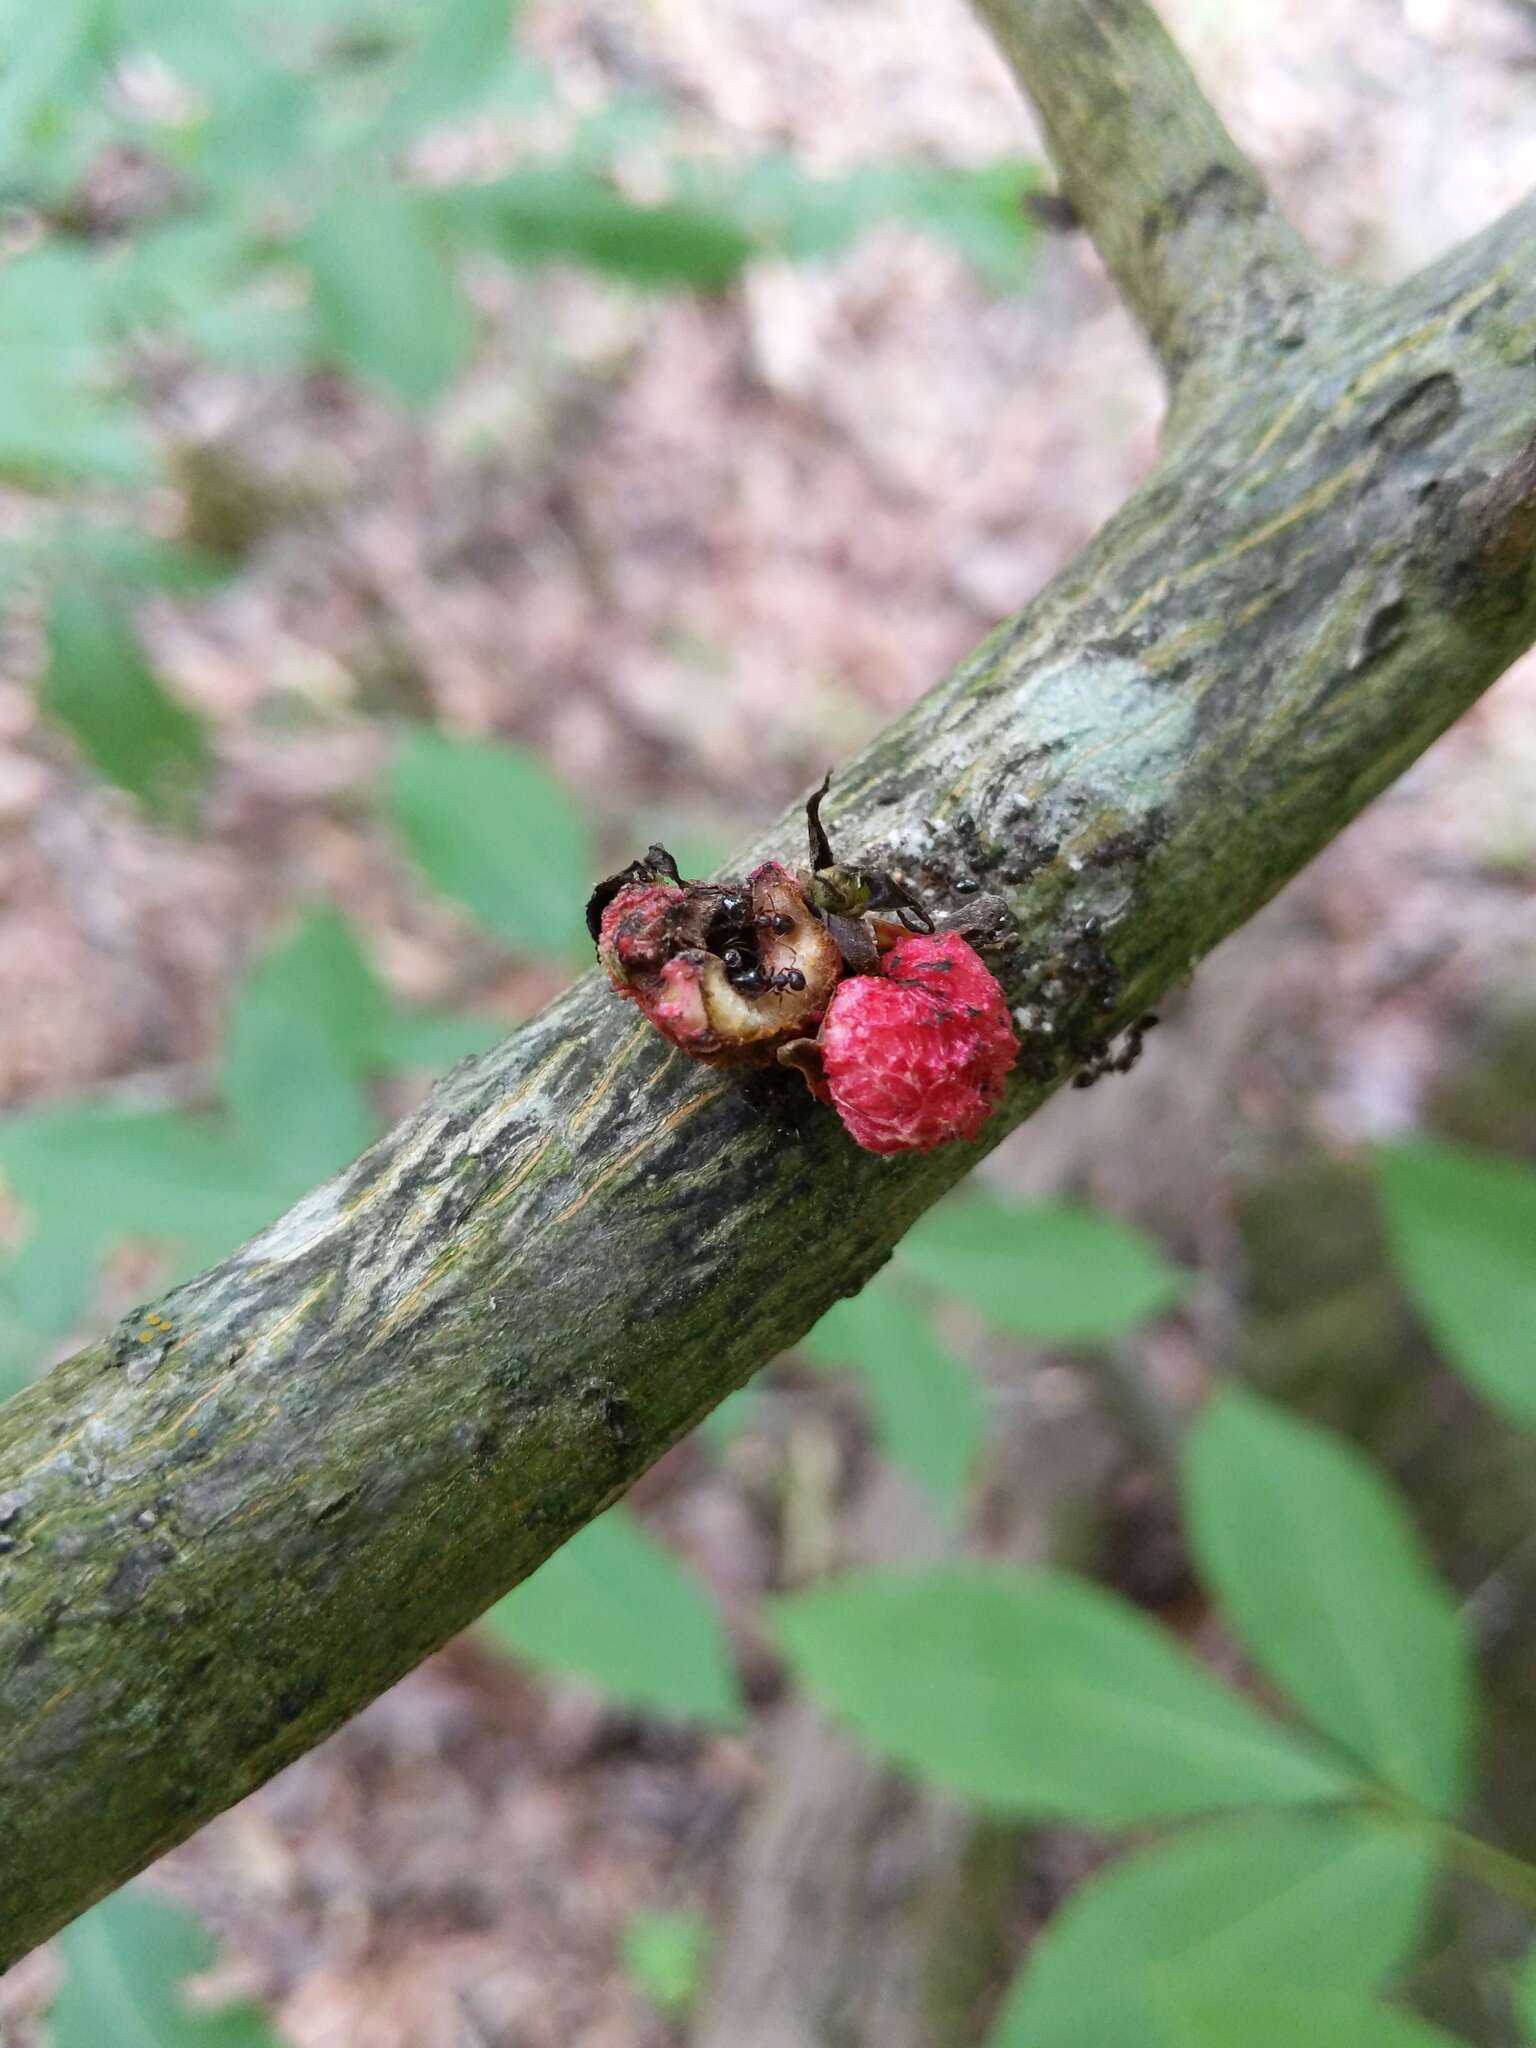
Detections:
1376,1140,1536,1427
1514,1947,1536,2037
0,901,504,1388
772,1553,1358,1823
1156,1987,1467,2048
42,587,211,822
0,0,1038,811
480,1504,745,1727
620,1908,713,2019
804,1278,985,1523
895,1193,1186,1340
988,1812,1433,2048
777,1387,1524,2047
1182,1385,1472,1814
387,726,593,957
51,1886,278,2047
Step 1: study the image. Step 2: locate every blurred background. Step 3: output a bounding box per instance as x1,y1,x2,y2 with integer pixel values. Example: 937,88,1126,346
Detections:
2,0,1536,2043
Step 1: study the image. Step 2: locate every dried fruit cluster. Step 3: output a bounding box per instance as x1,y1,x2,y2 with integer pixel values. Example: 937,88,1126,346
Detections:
588,780,1019,1155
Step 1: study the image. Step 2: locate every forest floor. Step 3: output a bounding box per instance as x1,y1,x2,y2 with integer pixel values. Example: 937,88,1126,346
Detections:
3,1,1536,2043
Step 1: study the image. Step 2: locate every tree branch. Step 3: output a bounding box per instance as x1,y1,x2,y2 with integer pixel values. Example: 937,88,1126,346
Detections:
3,12,1536,1972
973,0,1338,397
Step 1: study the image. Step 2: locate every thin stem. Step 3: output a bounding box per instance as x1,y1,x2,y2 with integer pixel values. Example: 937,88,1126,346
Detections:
1431,1822,1536,1921
1373,1794,1536,1920
970,0,1334,398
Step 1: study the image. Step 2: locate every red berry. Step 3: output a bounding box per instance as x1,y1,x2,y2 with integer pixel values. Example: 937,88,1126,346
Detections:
816,931,1018,1154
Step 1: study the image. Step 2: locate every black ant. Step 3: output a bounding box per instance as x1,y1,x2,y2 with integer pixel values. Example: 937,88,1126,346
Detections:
1071,1013,1159,1088
722,952,806,996
586,773,939,986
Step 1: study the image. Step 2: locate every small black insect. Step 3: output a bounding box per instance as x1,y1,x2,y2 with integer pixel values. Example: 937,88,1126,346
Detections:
1071,1013,1160,1089
721,946,765,991
586,772,939,988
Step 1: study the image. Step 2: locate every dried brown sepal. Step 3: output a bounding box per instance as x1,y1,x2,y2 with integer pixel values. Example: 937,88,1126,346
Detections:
585,843,682,945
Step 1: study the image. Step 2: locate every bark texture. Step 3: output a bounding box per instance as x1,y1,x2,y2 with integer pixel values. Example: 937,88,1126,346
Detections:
4,0,1536,1971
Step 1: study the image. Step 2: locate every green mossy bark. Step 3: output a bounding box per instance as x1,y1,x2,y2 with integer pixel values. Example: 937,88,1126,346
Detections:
973,0,1348,408
3,0,1536,1970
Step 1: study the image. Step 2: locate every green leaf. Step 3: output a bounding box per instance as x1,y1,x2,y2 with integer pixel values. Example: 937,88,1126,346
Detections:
0,1106,211,1241
0,912,388,1305
772,1567,1358,1823
0,252,154,482
434,168,755,291
39,523,231,597
720,155,892,262
388,727,592,955
804,1283,982,1520
0,243,109,349
222,908,384,1187
371,1007,507,1071
1513,1944,1536,2039
3,1223,93,1339
697,1385,761,1453
42,590,209,821
303,184,473,407
369,0,515,146
0,0,113,174
0,1250,56,1389
195,59,314,188
897,1197,1185,1341
232,906,389,1072
1376,1141,1536,1425
107,214,254,328
988,1810,1434,2048
0,359,154,486
51,1885,278,2047
207,0,397,20
719,155,1039,282
897,160,1039,287
118,1,269,92
183,294,315,374
0,1327,42,1403
1154,1983,1465,2048
481,1507,745,1727
621,1909,712,2017
1183,1388,1472,1812
0,1103,295,1277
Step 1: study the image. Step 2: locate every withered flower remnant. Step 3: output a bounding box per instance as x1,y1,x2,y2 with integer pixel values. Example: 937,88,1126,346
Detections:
589,778,1019,1151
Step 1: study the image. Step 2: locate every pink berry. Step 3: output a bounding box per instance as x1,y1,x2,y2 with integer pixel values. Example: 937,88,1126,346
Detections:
816,931,1018,1154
